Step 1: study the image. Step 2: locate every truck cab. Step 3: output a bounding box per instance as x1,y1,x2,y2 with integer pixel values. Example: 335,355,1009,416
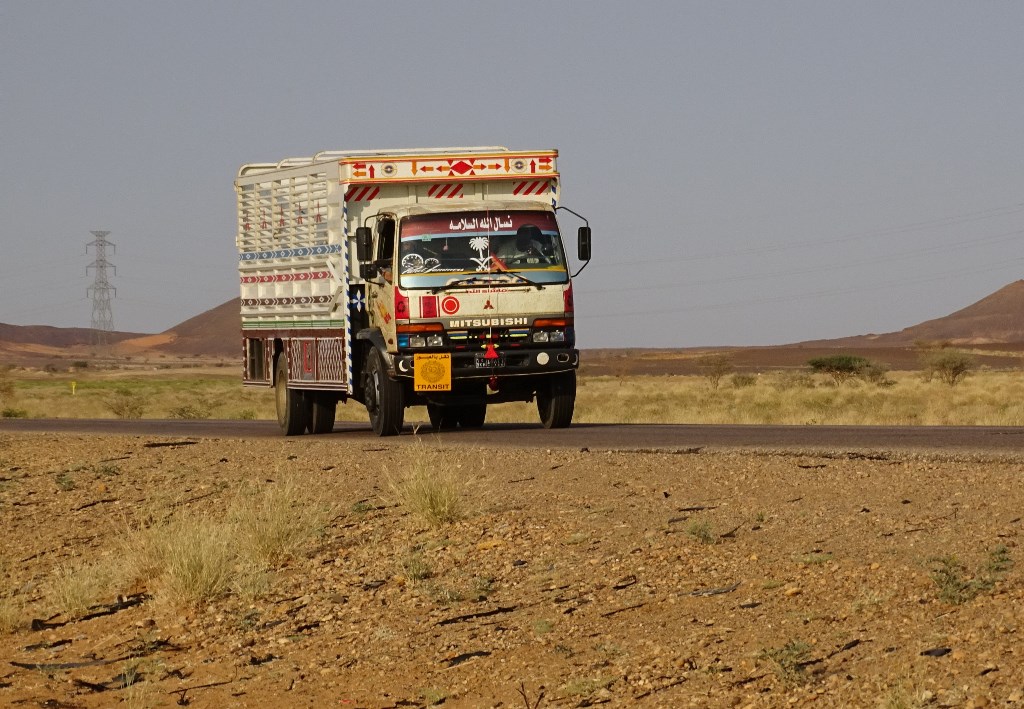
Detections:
355,201,587,434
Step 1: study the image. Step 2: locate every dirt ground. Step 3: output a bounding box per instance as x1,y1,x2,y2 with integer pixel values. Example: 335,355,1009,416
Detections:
1,432,1022,708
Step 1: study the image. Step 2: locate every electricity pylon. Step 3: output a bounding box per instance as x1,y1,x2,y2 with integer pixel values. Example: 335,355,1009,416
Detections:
86,231,116,346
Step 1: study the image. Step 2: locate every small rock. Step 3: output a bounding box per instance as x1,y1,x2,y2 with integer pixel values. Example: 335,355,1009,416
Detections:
784,586,802,597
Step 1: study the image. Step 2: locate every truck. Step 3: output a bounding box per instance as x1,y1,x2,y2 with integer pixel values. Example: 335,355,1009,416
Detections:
234,146,591,436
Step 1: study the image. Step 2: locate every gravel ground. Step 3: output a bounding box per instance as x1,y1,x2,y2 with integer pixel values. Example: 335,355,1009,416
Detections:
1,432,1022,708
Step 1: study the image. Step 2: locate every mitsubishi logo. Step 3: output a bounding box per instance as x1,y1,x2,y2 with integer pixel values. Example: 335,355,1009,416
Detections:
484,299,494,310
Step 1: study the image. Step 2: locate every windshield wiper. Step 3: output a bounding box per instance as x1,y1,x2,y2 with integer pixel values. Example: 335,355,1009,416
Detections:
431,271,541,293
430,275,493,294
489,267,542,289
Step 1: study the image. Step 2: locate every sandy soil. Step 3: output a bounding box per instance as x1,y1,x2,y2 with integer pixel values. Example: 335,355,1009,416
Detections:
1,433,1022,708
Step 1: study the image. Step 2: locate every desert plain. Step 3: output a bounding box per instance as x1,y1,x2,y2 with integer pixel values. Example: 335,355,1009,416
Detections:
1,430,1022,708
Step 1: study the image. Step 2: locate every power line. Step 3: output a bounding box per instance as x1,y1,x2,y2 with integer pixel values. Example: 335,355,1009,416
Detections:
591,201,1024,269
590,228,1024,296
576,259,1020,321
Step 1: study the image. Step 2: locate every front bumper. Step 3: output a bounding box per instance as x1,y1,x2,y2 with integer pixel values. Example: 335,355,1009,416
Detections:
393,348,579,380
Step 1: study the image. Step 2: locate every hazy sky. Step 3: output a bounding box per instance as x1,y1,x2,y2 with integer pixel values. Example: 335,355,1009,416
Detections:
2,1,1023,348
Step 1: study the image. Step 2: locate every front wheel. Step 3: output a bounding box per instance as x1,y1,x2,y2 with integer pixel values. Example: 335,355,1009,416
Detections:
537,371,575,429
364,350,404,436
275,355,309,436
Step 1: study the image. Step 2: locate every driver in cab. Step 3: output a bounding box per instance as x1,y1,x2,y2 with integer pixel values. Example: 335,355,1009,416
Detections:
495,225,548,267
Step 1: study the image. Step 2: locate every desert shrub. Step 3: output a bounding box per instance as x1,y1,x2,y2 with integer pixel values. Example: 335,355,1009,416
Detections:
929,546,1012,604
401,552,433,581
807,355,872,385
0,369,14,402
168,395,220,419
731,373,758,388
920,348,975,386
168,404,210,419
106,389,147,419
687,520,716,545
860,361,896,386
758,639,813,686
770,371,816,391
695,352,734,389
1,407,28,419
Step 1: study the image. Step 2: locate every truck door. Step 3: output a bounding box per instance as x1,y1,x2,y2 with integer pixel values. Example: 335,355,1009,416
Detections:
367,216,398,344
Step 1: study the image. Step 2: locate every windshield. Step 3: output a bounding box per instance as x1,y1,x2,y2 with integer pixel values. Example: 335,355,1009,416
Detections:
397,210,568,290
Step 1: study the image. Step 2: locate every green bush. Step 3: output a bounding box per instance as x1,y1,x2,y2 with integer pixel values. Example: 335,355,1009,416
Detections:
169,395,220,420
920,349,975,386
106,389,147,419
695,353,734,389
807,355,872,384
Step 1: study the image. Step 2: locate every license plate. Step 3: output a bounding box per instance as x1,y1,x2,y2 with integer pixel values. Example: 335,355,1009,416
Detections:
474,355,506,368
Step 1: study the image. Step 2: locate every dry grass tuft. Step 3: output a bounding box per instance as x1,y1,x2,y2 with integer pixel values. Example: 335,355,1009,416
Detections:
390,453,465,527
0,594,23,633
229,476,332,566
49,559,115,619
117,476,331,608
156,517,235,607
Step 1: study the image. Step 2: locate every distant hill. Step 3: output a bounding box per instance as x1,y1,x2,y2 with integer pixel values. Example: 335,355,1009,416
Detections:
799,280,1024,347
0,323,142,348
116,298,241,357
4,281,1024,368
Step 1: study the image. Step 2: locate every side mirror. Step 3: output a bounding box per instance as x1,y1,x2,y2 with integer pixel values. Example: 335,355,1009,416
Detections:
356,226,372,262
356,227,378,278
577,226,592,262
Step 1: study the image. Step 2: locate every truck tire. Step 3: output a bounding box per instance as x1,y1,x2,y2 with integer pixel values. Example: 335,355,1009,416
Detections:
275,355,309,436
364,350,404,436
427,403,458,431
309,394,337,434
537,371,575,429
456,403,487,429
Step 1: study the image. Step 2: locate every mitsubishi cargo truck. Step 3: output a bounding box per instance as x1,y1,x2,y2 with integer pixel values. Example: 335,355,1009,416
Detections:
234,147,591,436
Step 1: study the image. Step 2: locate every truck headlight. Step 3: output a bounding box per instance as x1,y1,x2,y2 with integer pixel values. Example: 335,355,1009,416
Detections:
427,334,444,347
409,335,426,348
533,330,565,343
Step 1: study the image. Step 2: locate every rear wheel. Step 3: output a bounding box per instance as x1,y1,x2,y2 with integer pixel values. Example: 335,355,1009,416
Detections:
364,350,404,436
537,371,575,429
309,393,337,434
275,355,309,436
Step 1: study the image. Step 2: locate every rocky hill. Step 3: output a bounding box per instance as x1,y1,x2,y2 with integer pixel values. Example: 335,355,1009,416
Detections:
4,281,1024,367
800,280,1024,347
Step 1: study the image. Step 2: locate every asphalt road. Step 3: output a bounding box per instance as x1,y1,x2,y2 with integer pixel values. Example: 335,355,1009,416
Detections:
3,418,1024,455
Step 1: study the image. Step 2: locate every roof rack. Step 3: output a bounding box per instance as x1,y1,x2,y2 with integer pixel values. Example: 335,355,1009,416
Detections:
311,146,510,163
238,147,514,177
